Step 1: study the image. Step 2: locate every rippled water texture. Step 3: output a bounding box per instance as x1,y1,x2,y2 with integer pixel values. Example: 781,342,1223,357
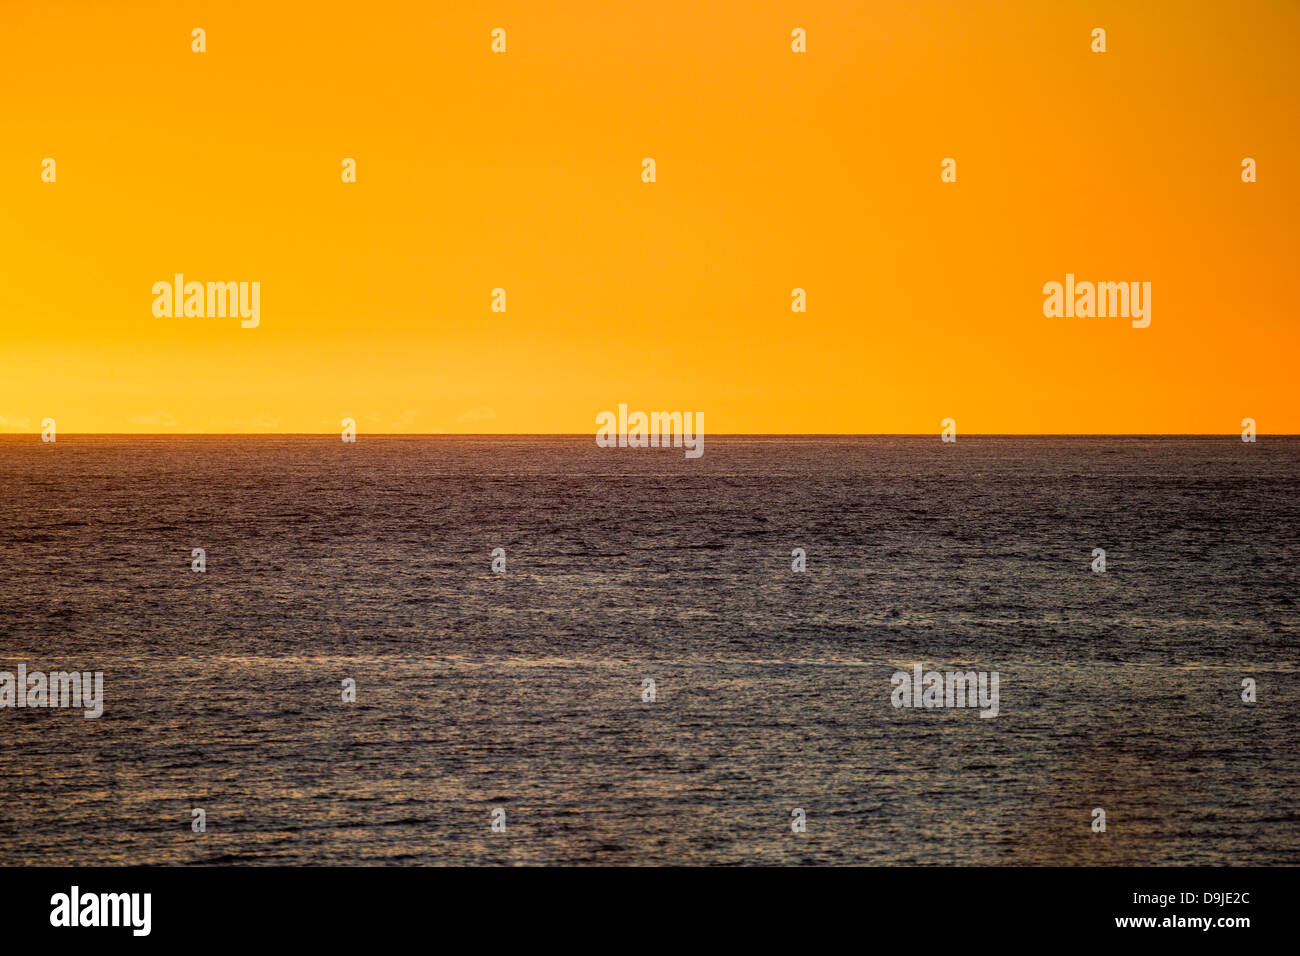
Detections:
1,436,1296,864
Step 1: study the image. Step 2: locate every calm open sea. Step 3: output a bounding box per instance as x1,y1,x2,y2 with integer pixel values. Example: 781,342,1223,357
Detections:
1,436,1297,865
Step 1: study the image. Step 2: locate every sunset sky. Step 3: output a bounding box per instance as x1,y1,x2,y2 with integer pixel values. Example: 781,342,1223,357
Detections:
1,0,1296,433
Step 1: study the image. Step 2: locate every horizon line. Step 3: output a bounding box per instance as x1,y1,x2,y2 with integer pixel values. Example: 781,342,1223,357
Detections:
2,432,1295,439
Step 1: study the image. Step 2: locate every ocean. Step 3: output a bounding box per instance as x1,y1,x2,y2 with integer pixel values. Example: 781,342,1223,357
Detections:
1,435,1296,865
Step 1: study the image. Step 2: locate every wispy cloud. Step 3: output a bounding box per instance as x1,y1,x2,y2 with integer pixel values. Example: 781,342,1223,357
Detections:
129,411,177,427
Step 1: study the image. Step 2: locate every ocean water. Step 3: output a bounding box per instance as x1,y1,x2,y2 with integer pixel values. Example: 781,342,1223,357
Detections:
1,435,1297,865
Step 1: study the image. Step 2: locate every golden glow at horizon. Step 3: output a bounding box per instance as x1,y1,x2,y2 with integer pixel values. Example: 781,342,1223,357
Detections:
1,1,1297,433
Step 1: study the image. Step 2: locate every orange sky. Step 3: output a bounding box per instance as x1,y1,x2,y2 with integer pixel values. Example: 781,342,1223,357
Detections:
1,0,1296,433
